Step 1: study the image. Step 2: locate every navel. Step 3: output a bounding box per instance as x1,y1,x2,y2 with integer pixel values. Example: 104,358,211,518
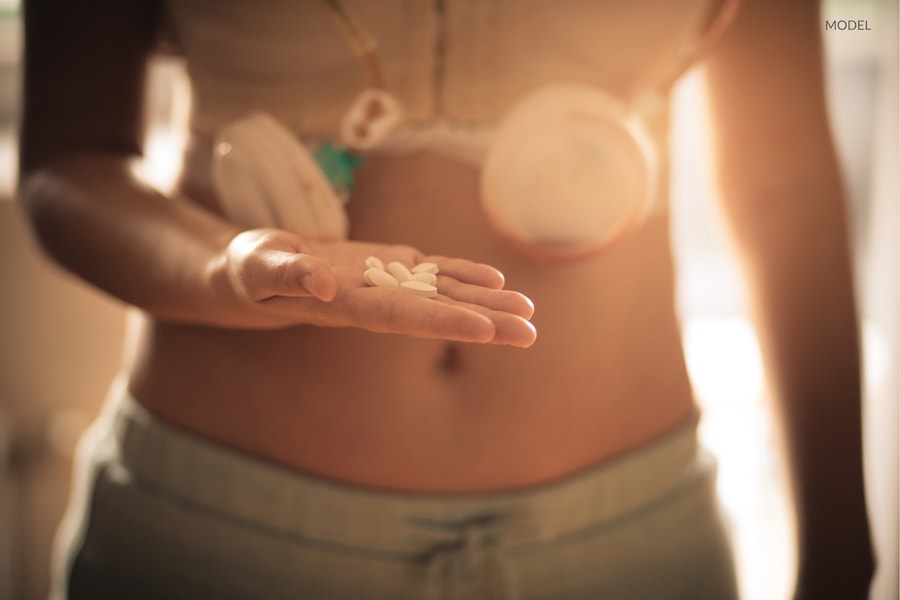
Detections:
436,342,462,373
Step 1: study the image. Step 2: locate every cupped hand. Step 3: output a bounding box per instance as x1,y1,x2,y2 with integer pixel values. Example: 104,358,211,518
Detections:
217,229,536,347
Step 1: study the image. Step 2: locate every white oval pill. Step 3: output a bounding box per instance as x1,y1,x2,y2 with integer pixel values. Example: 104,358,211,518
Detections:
411,262,439,274
365,256,385,271
400,280,438,298
387,261,413,282
364,268,399,288
411,271,438,286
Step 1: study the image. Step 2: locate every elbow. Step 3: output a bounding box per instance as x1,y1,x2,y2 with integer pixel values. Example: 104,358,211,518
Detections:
16,164,90,271
17,135,71,251
18,167,65,257
17,151,136,264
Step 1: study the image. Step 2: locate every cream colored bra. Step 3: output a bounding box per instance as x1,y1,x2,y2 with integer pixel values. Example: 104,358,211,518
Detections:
164,0,737,261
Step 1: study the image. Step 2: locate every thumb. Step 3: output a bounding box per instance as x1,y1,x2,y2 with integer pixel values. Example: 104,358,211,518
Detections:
250,250,338,302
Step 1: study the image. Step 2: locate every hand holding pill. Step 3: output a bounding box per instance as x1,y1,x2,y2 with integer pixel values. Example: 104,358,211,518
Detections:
221,229,536,347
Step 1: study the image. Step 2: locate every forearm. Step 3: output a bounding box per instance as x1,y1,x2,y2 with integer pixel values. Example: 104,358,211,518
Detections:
18,152,537,346
19,152,248,326
722,179,874,587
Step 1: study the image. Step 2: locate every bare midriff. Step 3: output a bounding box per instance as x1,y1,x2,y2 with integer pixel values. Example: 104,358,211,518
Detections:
127,148,697,493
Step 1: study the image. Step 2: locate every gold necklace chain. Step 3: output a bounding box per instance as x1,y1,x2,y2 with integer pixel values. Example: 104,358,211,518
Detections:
319,0,385,89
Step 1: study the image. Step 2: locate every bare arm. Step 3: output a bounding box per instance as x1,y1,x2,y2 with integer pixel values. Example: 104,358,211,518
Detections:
19,0,535,346
702,0,874,596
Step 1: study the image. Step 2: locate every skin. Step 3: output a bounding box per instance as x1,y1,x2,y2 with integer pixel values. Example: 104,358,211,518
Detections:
19,0,873,597
703,1,875,596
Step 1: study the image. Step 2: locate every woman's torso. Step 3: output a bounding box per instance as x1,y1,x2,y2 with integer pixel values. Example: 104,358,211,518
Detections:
128,0,715,492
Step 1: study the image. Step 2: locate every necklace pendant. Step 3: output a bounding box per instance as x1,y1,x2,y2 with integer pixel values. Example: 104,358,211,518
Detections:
340,88,404,151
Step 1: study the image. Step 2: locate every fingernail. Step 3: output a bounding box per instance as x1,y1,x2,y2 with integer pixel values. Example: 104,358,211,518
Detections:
301,272,319,297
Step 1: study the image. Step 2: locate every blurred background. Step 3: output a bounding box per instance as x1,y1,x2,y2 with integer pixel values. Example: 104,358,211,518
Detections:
0,1,897,599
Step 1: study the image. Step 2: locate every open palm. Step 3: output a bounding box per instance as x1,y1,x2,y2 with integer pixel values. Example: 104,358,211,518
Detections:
223,229,537,347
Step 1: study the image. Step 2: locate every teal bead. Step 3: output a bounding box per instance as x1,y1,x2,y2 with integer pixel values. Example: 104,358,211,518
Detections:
314,142,363,195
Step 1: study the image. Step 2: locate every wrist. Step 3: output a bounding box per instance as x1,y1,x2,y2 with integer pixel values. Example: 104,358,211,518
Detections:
794,538,875,600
